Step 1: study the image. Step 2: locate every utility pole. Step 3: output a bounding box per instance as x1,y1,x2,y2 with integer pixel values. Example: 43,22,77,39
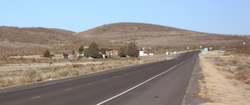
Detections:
243,41,246,56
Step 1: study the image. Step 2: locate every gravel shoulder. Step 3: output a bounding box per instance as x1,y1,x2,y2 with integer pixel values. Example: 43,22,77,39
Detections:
181,57,212,105
183,51,250,105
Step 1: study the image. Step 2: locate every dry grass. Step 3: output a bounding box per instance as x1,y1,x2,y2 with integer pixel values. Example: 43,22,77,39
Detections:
234,72,249,81
0,78,15,87
214,57,227,66
0,54,173,89
199,50,250,105
58,70,68,77
235,65,250,74
193,90,202,98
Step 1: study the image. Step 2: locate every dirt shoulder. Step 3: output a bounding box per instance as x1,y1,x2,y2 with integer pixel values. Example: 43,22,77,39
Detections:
182,56,212,105
198,51,250,105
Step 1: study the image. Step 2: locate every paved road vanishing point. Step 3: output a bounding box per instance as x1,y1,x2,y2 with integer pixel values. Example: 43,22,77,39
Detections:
0,51,199,105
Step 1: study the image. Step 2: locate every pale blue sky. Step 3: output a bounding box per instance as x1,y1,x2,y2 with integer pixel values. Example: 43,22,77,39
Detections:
1,0,250,35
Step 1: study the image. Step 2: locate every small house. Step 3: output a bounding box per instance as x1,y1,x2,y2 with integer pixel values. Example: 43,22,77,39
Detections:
63,54,68,59
100,48,118,56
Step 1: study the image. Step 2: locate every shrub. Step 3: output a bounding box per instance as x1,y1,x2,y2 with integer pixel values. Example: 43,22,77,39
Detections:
87,42,101,58
84,49,90,57
215,62,227,66
78,45,84,54
101,49,106,55
43,50,50,58
6,79,15,87
43,73,60,79
214,57,224,62
235,72,249,80
119,46,127,57
214,57,226,66
17,76,27,84
227,59,238,66
0,79,6,87
22,69,43,82
235,65,250,73
127,41,139,57
22,70,36,78
69,69,79,76
0,78,15,87
58,70,68,77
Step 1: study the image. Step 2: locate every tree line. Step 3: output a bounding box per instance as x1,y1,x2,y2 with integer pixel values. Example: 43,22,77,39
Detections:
44,41,139,58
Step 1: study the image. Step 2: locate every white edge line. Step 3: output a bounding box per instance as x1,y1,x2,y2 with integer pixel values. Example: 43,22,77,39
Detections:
96,57,191,105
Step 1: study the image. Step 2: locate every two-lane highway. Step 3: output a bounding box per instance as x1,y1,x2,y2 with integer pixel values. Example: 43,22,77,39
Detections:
0,51,198,105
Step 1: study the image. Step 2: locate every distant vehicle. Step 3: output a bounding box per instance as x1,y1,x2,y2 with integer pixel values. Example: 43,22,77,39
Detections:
50,53,55,57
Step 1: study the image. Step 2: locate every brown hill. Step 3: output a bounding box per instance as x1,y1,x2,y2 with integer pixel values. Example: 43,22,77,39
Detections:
0,26,88,56
0,23,249,57
75,22,248,49
49,28,76,35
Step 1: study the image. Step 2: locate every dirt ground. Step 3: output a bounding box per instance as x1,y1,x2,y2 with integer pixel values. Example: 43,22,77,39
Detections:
198,51,250,105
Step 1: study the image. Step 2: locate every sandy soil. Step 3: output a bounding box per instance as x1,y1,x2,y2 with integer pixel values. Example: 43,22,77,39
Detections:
199,51,250,105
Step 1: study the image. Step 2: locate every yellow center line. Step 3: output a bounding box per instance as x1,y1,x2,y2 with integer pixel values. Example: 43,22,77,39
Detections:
103,79,107,81
125,74,127,75
65,88,72,91
87,83,92,85
31,96,42,99
115,76,118,78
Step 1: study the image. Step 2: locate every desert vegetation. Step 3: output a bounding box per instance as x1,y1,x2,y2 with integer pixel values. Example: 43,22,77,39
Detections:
126,41,139,57
43,50,50,58
198,49,250,105
84,42,101,58
118,46,127,57
0,54,173,89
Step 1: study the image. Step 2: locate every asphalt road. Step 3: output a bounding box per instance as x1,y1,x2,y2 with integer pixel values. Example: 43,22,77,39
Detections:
0,51,198,105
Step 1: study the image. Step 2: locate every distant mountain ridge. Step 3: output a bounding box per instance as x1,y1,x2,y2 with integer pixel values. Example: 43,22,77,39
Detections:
0,26,86,56
0,26,77,43
74,22,247,47
49,28,76,35
0,23,248,56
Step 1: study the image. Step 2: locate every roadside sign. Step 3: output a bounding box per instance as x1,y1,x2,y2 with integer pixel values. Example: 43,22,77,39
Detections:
139,51,144,56
201,49,204,53
204,48,208,52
